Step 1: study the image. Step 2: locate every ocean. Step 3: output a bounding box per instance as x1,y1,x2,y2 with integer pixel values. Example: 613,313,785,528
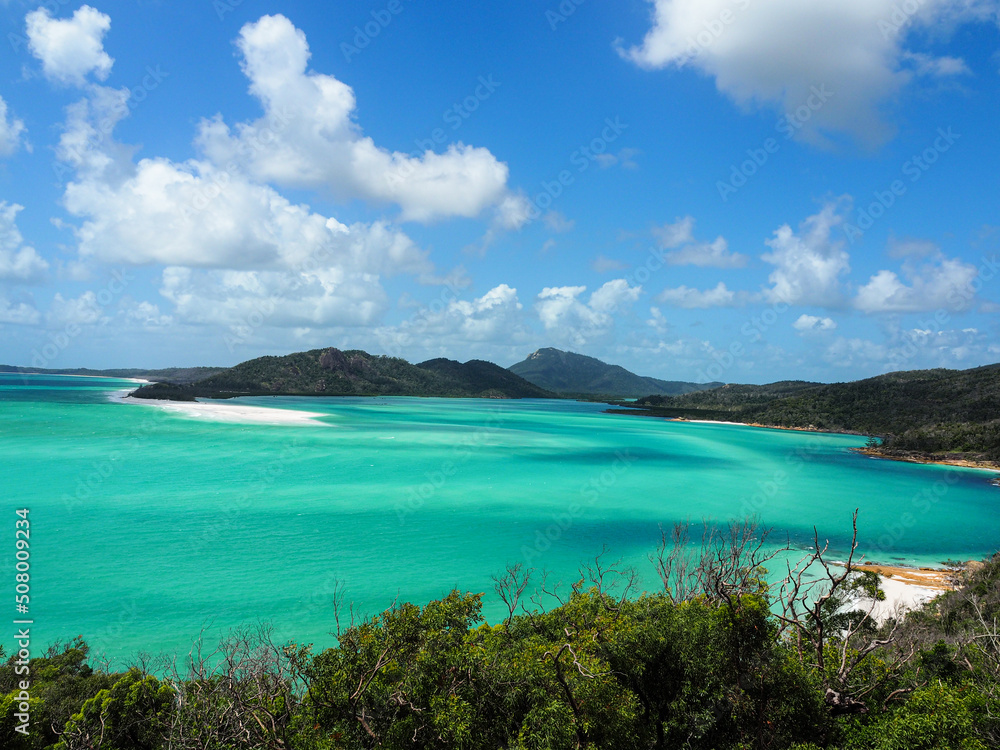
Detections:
3,373,997,664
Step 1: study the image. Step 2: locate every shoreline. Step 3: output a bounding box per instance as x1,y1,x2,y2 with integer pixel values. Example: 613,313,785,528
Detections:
117,394,329,426
852,446,1000,474
839,561,964,624
641,413,1000,474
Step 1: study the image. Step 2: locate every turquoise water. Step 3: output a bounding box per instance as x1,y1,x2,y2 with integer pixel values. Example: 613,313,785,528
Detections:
2,374,998,664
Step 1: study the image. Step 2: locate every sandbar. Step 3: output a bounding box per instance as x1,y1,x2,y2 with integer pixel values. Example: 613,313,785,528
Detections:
118,394,328,426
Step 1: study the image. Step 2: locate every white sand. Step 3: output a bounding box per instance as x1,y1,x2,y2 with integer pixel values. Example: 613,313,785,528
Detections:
118,395,328,426
867,577,941,624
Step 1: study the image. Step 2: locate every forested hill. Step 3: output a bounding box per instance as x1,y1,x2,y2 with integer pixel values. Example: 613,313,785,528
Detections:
629,364,1000,462
509,347,721,397
130,348,553,400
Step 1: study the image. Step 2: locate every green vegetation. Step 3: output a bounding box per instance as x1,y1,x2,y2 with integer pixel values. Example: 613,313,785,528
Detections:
130,348,553,401
509,348,722,398
4,520,998,749
625,364,1000,463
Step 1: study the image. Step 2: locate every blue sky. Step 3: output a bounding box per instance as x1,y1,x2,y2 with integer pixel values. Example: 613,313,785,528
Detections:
0,0,997,383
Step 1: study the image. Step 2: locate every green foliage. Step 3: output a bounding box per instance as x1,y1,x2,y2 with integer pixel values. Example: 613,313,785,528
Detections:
0,638,116,749
10,549,1000,750
58,668,173,750
844,683,988,750
633,364,1000,460
131,348,554,400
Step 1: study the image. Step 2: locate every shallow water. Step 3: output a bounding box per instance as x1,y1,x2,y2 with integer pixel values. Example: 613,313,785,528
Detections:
2,374,997,663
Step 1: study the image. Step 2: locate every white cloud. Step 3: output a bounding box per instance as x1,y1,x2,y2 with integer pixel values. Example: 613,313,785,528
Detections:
536,280,641,346
647,306,670,334
0,295,39,325
377,284,526,355
793,314,837,332
653,216,694,248
49,28,460,334
593,147,640,169
47,291,106,327
121,300,173,328
26,5,113,86
195,15,511,223
762,202,850,306
159,266,390,329
617,0,993,146
823,337,888,367
544,211,575,233
854,256,979,312
0,96,26,156
0,203,48,281
666,236,747,268
654,216,747,268
657,281,739,308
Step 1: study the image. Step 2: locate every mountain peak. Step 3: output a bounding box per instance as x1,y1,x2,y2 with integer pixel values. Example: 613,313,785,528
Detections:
509,348,721,398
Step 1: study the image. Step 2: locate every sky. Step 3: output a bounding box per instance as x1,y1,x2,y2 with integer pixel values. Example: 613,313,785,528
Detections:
0,0,998,384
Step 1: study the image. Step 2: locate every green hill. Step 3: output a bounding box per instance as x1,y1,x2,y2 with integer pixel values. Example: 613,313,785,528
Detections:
131,348,554,400
627,364,1000,463
508,347,721,398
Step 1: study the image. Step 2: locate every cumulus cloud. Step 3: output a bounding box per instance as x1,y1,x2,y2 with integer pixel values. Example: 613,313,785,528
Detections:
762,202,850,306
544,211,575,233
793,314,837,332
26,5,114,86
617,0,993,146
657,281,740,308
854,256,979,312
46,14,487,333
0,97,26,156
47,291,106,327
195,15,511,223
654,216,747,268
0,294,39,325
825,327,993,370
0,203,48,281
536,280,641,346
653,216,694,248
377,284,526,357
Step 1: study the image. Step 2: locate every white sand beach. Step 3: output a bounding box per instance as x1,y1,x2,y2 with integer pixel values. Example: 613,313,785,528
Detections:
849,563,956,624
118,395,328,426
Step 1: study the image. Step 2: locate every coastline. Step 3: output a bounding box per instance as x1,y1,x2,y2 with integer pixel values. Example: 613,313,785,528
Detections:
117,394,329,426
663,416,1000,474
838,561,962,624
852,446,1000,474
